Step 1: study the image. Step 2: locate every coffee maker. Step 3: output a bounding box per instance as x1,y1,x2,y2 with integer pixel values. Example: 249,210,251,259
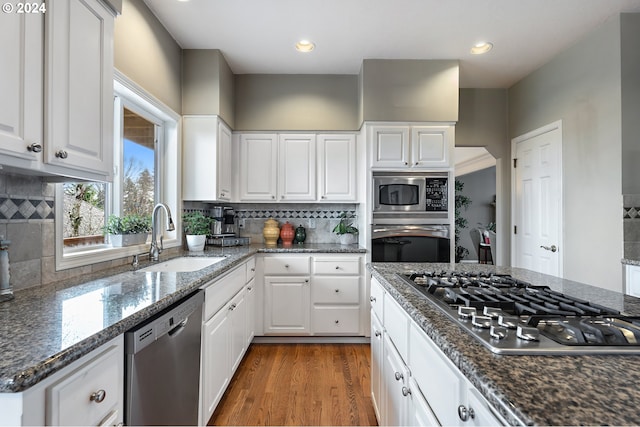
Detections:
223,207,236,235
211,206,223,235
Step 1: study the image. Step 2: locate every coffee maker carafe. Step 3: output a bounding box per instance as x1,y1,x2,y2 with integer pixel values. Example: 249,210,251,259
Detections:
211,206,223,235
223,207,236,235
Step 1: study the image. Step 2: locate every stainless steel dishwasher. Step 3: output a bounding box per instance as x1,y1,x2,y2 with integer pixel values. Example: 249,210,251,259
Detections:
125,290,204,426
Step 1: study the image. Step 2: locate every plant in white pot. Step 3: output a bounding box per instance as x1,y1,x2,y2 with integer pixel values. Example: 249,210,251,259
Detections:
103,214,151,247
333,212,359,245
183,211,212,251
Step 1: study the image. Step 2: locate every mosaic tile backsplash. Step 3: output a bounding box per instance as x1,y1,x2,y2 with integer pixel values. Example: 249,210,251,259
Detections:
624,195,640,260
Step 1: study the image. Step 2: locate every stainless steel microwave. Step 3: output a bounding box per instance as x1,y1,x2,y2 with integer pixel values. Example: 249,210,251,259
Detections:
372,172,449,224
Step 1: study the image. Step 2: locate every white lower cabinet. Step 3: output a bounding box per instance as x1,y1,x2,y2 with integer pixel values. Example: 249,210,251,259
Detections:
371,277,506,427
0,336,124,426
264,276,311,334
200,258,255,426
626,264,640,297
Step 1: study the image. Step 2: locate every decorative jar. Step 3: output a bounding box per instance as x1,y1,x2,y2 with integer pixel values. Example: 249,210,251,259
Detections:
280,221,295,246
295,225,306,244
263,218,280,246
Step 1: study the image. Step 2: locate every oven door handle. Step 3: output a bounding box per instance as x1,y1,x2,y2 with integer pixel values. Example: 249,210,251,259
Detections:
371,225,450,239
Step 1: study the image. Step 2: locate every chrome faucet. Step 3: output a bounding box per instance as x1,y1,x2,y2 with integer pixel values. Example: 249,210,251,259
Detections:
149,203,175,262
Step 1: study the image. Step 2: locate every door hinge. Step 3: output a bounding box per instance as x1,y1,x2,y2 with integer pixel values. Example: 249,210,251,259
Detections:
513,158,517,168
514,225,517,234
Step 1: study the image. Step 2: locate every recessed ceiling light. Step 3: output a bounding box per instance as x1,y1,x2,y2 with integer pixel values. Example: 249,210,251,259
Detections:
295,40,315,53
470,42,493,55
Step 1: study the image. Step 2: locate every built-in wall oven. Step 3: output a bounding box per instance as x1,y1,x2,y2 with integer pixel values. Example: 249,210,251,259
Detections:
372,171,451,262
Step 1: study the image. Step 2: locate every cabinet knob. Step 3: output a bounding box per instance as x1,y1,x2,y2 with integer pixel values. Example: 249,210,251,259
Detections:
220,192,226,197
304,279,309,283
394,372,403,381
458,405,475,422
229,303,237,311
404,162,408,165
55,150,68,159
335,266,340,270
27,143,42,153
272,195,276,199
370,296,376,303
321,196,326,199
90,389,106,403
335,289,340,293
402,386,411,397
251,268,255,272
374,330,381,337
285,264,290,268
415,162,419,165
247,286,252,291
334,320,339,324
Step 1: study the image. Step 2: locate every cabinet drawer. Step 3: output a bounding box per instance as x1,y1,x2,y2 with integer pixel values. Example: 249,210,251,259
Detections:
312,307,360,334
246,257,256,281
204,265,246,320
313,257,360,275
312,276,360,304
263,256,310,275
370,277,385,323
47,343,122,426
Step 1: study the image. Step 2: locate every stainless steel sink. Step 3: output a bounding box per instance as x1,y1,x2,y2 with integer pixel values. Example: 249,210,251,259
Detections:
140,256,226,272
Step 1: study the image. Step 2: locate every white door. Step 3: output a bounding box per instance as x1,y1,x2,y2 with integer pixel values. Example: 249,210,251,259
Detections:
512,121,563,277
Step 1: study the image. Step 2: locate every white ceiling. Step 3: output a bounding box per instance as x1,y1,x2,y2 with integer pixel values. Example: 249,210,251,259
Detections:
143,0,640,88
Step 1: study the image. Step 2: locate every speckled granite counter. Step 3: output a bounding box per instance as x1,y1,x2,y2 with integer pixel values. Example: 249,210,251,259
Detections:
622,258,640,266
0,243,364,393
368,262,640,426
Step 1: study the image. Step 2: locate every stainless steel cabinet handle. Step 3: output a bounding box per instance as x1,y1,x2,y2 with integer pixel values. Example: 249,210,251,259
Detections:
402,386,411,397
90,389,106,403
394,372,403,381
27,143,42,153
55,150,68,159
540,245,558,252
458,405,475,421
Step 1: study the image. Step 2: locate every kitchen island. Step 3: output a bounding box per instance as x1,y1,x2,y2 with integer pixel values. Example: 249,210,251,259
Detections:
0,243,365,394
369,262,640,426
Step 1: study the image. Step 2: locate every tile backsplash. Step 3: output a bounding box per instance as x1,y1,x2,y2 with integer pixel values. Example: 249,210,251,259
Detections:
624,194,640,260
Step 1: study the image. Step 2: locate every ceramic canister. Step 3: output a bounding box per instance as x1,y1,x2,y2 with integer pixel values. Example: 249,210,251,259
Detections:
263,218,280,246
295,225,306,244
280,221,295,246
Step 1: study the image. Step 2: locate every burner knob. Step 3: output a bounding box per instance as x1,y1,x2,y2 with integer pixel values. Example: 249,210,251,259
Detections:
490,325,507,340
516,325,540,341
458,306,477,320
498,315,519,329
472,315,492,329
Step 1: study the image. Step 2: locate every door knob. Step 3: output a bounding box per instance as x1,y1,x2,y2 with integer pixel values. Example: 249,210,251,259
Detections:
540,245,558,253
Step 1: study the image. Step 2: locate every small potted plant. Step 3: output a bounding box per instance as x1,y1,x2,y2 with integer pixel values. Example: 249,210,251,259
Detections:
103,214,151,247
333,212,359,245
183,211,212,251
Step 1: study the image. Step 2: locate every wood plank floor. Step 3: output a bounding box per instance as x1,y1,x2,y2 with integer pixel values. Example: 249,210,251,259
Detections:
208,343,379,426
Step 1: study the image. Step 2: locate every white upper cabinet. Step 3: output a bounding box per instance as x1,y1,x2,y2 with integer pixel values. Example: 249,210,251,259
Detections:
44,0,115,181
317,134,357,201
370,124,453,169
0,10,43,167
278,134,316,201
238,133,279,201
183,116,233,201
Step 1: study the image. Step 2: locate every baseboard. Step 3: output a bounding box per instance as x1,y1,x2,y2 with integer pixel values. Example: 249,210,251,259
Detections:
251,336,371,344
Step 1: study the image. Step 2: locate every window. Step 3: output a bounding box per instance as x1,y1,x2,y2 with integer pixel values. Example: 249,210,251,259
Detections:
56,72,180,270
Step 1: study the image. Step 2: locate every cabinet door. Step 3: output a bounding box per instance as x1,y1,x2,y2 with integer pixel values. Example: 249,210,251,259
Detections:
371,126,410,168
626,265,640,297
245,279,256,345
370,311,384,423
411,126,453,168
217,121,233,200
47,343,123,426
382,334,410,426
317,134,357,201
239,134,278,201
0,10,43,164
263,276,311,334
45,0,114,179
201,307,230,423
370,277,385,322
408,378,440,427
229,289,247,373
278,134,316,201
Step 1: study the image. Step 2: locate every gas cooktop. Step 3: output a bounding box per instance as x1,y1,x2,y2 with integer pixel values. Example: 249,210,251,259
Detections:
399,271,640,355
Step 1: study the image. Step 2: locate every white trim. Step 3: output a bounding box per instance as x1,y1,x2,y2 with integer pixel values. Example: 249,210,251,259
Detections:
55,72,182,271
510,120,563,276
454,151,496,177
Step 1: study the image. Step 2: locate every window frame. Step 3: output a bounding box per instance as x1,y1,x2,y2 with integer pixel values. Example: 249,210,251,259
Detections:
55,71,182,271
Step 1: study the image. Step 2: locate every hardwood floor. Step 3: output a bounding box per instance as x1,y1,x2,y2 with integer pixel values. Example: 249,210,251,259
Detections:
208,343,379,426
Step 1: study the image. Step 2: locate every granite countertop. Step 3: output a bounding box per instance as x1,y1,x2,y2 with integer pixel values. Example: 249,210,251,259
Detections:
0,243,364,393
622,258,640,266
368,262,640,426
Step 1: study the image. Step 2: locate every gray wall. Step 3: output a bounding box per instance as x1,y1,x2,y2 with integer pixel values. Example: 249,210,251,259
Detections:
234,74,360,131
182,50,236,127
621,14,640,195
457,168,497,262
509,16,623,291
114,0,182,114
361,59,459,122
457,89,510,265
